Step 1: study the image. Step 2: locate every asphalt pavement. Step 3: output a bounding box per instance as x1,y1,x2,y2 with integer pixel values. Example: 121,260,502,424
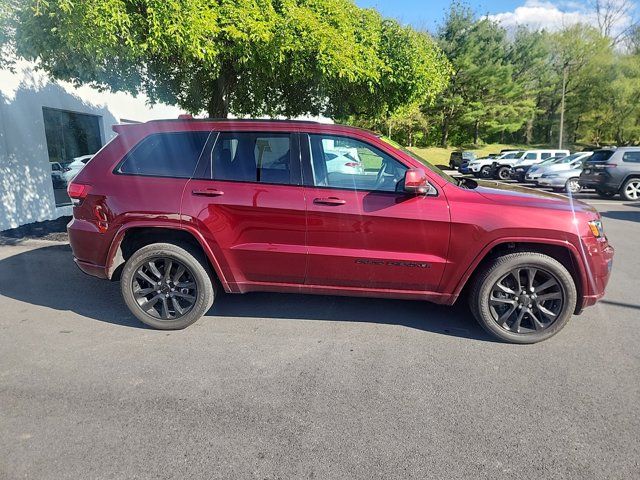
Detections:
1,192,639,479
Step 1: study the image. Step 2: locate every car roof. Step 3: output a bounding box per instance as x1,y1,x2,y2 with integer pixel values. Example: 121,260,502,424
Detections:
111,118,381,142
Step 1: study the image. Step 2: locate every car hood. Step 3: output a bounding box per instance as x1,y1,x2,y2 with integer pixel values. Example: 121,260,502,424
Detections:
472,179,597,215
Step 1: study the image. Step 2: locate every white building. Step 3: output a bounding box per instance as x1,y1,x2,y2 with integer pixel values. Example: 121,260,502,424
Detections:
0,61,181,231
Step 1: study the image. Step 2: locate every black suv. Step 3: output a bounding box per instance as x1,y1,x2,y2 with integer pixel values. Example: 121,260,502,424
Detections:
579,147,640,200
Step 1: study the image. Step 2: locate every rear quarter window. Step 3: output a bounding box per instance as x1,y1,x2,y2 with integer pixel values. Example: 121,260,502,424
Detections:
117,131,210,178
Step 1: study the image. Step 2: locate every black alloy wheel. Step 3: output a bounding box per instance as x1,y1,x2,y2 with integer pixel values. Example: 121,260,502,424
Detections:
132,257,197,320
488,267,564,334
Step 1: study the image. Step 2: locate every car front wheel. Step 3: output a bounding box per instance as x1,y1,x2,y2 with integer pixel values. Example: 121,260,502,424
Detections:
469,252,577,344
480,165,492,178
121,242,216,330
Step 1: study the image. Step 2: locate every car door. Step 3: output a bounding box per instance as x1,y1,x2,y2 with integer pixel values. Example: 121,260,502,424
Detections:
300,132,450,292
183,130,307,287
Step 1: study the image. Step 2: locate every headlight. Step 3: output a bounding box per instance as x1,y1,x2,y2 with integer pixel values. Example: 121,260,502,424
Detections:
588,219,605,238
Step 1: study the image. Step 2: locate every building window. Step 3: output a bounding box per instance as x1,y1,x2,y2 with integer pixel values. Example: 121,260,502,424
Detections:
43,107,102,206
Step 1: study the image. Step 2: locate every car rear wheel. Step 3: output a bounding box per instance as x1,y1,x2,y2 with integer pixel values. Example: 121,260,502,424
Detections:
621,178,640,201
496,166,511,181
121,242,215,330
565,178,582,194
469,252,577,344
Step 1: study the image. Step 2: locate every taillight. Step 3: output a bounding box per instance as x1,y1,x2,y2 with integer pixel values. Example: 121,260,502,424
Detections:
67,182,91,205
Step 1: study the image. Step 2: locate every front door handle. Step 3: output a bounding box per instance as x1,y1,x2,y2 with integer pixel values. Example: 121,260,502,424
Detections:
313,197,346,206
192,188,224,197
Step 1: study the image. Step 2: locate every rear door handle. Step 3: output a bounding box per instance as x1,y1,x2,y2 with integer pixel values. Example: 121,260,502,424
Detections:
192,188,224,197
313,197,346,206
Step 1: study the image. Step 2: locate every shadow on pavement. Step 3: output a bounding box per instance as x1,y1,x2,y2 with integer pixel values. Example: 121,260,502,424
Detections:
0,244,491,341
600,300,640,311
600,210,640,224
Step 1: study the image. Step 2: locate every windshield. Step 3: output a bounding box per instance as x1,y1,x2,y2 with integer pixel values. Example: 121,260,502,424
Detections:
378,136,458,184
401,147,459,185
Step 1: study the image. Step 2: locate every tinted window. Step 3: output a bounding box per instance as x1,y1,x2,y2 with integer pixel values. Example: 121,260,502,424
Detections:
209,132,292,184
524,153,537,160
118,132,209,178
541,153,552,159
309,134,407,192
622,151,640,163
586,150,615,163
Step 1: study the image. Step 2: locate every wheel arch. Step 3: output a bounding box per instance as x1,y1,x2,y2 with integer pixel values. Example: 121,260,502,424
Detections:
620,174,640,188
105,224,230,292
453,239,587,313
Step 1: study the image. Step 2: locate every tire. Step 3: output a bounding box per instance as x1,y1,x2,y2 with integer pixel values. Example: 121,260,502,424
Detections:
596,189,615,198
565,177,582,194
469,252,577,344
480,165,491,178
620,178,640,201
497,166,511,181
120,242,216,330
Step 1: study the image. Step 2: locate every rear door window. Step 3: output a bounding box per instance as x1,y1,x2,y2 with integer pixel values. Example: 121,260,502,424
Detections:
207,132,295,185
117,131,210,178
622,151,640,163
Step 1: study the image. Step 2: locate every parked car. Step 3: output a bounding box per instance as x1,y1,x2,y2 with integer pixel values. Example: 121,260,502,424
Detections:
50,162,69,188
468,151,521,178
537,165,584,194
67,119,614,344
579,147,640,200
525,152,593,184
507,150,570,182
449,150,476,169
63,154,93,183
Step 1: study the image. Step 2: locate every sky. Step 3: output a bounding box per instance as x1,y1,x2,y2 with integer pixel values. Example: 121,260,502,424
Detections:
355,0,638,34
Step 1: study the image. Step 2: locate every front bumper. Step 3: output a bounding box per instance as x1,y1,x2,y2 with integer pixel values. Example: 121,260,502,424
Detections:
577,235,614,312
537,176,566,188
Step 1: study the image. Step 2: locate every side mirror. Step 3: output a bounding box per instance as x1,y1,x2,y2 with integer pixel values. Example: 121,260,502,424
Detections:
404,168,432,195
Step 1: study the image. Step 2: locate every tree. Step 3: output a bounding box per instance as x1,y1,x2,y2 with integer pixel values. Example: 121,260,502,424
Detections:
7,0,450,118
428,4,532,146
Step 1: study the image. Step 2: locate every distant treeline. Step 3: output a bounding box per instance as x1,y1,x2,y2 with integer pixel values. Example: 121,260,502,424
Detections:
345,3,640,149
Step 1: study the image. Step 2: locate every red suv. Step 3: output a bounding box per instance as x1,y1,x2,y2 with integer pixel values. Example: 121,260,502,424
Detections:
67,119,614,343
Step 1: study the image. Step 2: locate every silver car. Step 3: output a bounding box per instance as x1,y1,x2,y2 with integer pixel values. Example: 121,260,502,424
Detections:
537,165,584,193
525,152,593,184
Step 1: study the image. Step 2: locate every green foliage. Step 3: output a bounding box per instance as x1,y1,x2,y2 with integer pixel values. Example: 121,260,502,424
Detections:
374,4,640,149
6,0,450,118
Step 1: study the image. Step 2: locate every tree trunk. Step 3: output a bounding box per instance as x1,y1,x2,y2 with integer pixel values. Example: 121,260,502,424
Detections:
473,119,480,145
440,118,449,148
524,117,533,145
207,72,231,118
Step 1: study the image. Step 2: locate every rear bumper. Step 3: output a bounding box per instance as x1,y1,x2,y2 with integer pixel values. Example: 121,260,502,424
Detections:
68,217,111,279
578,173,619,191
74,257,108,279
